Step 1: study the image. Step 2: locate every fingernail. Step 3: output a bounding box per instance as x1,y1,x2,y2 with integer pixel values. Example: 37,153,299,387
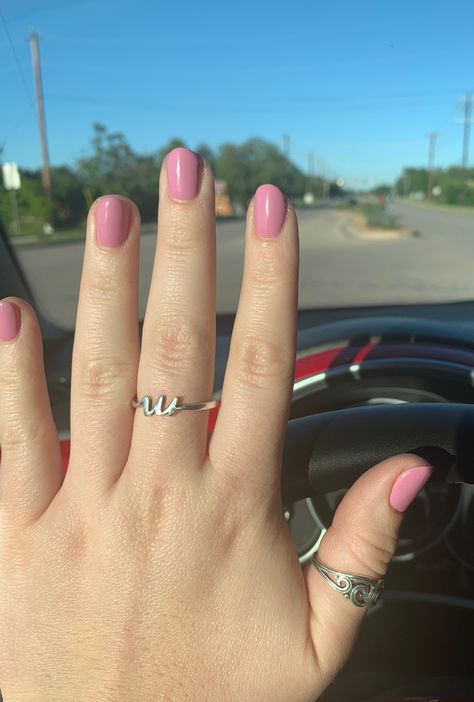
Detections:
166,147,200,201
0,301,20,342
254,184,286,238
389,465,432,512
96,197,130,248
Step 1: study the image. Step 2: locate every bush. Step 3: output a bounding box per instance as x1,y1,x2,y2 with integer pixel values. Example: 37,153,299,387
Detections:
359,203,399,229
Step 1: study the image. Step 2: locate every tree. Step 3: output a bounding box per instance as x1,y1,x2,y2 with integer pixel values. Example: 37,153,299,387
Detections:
371,184,392,197
76,123,160,221
0,170,52,235
155,138,188,166
50,166,86,226
215,138,305,205
76,122,137,196
196,143,216,172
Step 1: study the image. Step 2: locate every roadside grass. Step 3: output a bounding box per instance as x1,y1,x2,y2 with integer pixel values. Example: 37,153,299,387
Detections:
7,222,87,245
397,197,474,215
7,214,245,246
335,201,400,230
358,203,399,229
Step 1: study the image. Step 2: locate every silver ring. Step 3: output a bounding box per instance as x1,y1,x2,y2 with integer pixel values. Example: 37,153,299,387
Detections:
311,554,384,608
132,395,219,417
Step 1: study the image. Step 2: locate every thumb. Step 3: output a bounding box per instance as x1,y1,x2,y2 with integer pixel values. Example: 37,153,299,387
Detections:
304,453,432,683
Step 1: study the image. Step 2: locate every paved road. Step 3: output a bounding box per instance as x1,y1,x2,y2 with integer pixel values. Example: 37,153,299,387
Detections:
13,202,474,330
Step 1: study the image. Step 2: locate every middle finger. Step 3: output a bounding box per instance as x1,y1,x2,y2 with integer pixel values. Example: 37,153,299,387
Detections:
127,148,216,482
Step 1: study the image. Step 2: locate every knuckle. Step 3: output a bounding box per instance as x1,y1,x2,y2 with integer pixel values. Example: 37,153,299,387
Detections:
0,341,39,392
163,216,202,254
148,316,211,373
347,529,396,577
78,355,133,399
234,334,291,390
250,243,286,287
85,263,122,299
1,415,52,458
0,361,20,391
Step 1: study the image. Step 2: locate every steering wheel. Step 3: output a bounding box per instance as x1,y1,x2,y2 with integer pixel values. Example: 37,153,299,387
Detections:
282,317,474,503
276,316,474,563
281,402,473,502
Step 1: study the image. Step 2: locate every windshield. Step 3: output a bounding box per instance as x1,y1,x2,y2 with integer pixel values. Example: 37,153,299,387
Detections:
2,1,474,328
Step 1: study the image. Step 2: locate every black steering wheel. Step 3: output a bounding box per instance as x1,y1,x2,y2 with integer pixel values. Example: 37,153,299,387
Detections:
281,402,473,503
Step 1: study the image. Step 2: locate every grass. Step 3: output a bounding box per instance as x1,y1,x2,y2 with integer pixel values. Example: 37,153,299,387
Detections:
8,213,244,246
7,222,87,245
358,203,399,229
398,197,474,215
335,201,400,230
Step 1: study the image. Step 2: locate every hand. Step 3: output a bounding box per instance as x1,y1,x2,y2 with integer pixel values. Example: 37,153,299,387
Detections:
0,148,431,701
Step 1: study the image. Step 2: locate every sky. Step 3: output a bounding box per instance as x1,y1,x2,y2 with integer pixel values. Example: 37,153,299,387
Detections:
1,0,474,186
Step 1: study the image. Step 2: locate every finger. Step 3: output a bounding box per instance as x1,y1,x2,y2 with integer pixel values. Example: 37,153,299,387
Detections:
209,185,298,492
127,148,216,482
67,196,140,496
305,454,432,682
0,299,62,525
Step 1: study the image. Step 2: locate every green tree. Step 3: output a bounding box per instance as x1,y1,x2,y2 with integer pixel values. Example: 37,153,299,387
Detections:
76,123,160,221
50,166,86,226
196,143,216,171
0,170,52,235
155,138,188,166
215,138,305,205
371,184,392,197
395,168,428,196
76,122,137,195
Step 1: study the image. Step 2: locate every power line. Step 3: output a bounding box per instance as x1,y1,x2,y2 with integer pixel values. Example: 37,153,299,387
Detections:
0,6,37,121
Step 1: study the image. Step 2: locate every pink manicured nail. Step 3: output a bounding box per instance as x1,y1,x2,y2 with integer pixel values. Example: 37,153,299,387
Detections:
166,147,200,200
0,301,20,341
254,184,286,238
96,197,130,248
389,465,432,512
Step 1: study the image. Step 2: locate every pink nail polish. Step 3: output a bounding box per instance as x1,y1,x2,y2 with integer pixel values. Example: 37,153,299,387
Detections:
389,465,432,512
254,184,286,238
166,148,200,201
96,197,130,248
0,301,20,341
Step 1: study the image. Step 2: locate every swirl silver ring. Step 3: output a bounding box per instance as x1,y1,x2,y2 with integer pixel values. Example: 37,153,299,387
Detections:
132,395,219,417
311,554,384,608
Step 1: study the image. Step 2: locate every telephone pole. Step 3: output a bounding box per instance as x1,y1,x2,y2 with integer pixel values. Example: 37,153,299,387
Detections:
29,30,51,196
461,93,473,168
427,132,437,201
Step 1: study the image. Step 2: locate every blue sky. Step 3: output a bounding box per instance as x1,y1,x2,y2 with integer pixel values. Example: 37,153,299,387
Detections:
1,0,473,186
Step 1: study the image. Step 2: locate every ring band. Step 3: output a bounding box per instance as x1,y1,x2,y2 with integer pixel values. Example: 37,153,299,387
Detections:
311,554,384,608
132,395,219,417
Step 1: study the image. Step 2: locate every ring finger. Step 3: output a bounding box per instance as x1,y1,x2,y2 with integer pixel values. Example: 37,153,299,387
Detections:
126,148,216,484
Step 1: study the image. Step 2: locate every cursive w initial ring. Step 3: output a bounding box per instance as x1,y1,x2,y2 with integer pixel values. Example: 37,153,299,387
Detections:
132,395,219,417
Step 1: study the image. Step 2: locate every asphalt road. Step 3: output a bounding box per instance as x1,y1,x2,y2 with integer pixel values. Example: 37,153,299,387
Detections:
13,202,474,330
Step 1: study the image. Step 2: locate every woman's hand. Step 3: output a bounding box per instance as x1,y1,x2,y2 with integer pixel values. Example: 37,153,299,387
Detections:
0,148,431,701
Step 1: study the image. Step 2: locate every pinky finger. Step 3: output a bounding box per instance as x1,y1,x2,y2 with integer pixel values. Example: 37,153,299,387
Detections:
0,299,62,526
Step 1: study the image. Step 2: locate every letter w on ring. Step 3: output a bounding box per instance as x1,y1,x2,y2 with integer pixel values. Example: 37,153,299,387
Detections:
133,395,180,417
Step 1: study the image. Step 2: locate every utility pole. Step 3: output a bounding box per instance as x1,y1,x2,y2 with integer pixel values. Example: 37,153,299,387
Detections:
403,169,410,198
461,93,473,168
283,134,290,159
29,30,51,196
427,132,437,201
